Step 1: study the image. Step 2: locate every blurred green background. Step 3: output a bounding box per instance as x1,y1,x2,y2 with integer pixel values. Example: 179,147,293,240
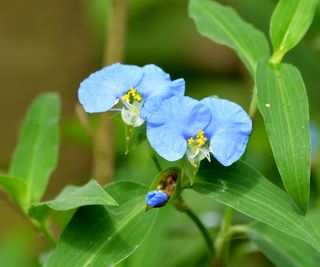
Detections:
0,0,319,266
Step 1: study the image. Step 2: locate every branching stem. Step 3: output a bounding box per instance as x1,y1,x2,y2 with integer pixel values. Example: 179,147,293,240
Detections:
214,207,234,266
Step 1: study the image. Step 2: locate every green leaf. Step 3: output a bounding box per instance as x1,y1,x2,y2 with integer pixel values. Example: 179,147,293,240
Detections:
256,62,310,213
270,0,319,63
29,179,118,220
9,93,61,204
0,176,27,210
189,0,270,77
47,181,158,267
245,223,320,267
193,161,320,252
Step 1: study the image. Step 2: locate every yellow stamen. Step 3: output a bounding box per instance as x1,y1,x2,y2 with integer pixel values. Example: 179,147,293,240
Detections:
122,93,130,101
121,87,142,102
134,94,142,101
189,130,207,147
188,138,194,145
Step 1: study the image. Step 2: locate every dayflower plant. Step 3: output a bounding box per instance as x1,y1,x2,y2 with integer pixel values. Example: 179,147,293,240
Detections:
141,96,252,167
2,0,319,266
78,63,185,127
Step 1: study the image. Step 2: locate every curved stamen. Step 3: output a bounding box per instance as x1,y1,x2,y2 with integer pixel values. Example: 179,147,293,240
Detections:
187,130,210,166
120,87,144,127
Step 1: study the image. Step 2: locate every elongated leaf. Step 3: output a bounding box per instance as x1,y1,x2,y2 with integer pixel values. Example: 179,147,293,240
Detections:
189,0,270,77
193,161,320,252
245,223,320,267
47,181,158,267
9,93,60,204
0,176,27,209
270,0,319,61
256,62,310,213
29,179,118,220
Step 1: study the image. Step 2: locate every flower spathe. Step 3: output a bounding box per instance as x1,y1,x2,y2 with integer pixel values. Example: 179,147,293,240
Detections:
142,96,252,166
78,63,185,127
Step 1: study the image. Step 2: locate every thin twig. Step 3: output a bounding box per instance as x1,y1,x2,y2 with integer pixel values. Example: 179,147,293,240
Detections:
92,0,129,184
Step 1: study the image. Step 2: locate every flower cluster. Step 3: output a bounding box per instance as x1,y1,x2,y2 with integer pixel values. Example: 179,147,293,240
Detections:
79,63,252,167
79,63,252,207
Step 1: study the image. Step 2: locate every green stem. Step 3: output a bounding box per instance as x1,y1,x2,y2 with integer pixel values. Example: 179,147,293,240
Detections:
249,86,257,120
214,207,234,266
225,224,247,239
184,207,214,256
270,49,285,65
28,217,57,249
148,145,162,172
147,149,213,256
0,190,57,248
39,221,57,248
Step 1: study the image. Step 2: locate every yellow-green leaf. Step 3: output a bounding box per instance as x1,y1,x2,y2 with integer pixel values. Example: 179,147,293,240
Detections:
193,161,320,252
9,93,60,204
245,223,320,267
256,62,310,213
47,181,158,267
270,0,319,63
189,0,270,77
29,180,118,220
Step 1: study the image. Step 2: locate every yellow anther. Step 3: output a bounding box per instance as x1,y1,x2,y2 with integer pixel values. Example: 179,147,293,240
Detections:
122,93,130,101
134,94,142,101
188,130,208,147
188,138,194,145
121,87,142,103
196,130,205,138
196,137,207,146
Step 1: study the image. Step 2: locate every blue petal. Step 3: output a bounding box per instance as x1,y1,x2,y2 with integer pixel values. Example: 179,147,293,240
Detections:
146,96,212,161
139,95,163,122
78,63,143,113
201,97,252,166
136,64,185,101
147,124,187,161
146,190,169,207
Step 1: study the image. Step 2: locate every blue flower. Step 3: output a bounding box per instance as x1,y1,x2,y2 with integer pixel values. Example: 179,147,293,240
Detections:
142,96,252,166
78,63,185,127
146,190,169,207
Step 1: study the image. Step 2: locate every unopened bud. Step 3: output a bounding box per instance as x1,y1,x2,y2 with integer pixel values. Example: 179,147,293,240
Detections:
145,190,169,207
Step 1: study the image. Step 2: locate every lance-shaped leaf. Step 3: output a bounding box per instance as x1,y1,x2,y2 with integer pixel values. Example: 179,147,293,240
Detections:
189,0,270,77
270,0,319,63
9,93,60,204
47,181,158,267
245,223,320,267
193,161,320,252
0,176,27,210
256,62,310,213
29,180,118,220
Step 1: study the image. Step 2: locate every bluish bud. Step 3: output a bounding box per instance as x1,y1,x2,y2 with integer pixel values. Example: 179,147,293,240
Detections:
146,190,169,207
